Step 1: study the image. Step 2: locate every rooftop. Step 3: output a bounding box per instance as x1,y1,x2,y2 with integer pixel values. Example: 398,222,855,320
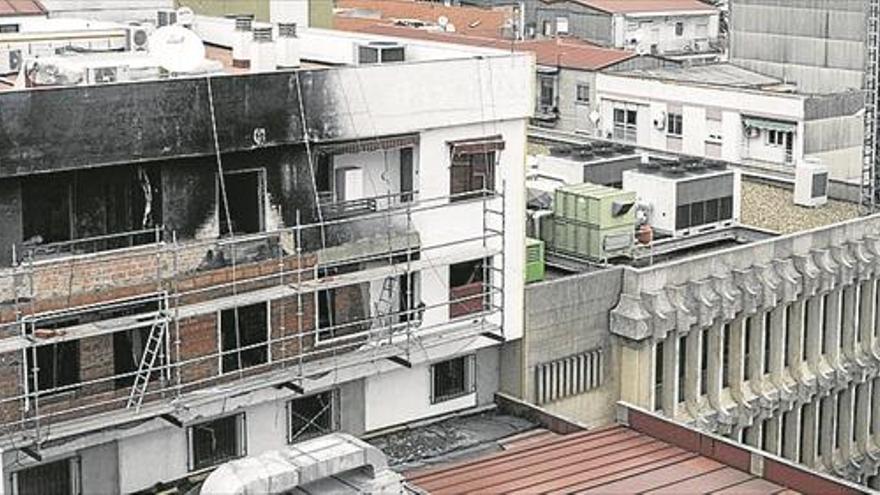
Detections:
0,0,45,17
335,17,638,71
741,180,860,234
567,0,718,14
405,401,859,495
335,0,510,39
612,63,790,90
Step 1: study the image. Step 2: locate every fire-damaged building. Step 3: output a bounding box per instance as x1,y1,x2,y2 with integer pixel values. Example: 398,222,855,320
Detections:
0,27,530,493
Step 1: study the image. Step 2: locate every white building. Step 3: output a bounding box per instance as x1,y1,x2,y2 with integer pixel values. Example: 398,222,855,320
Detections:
596,64,864,182
0,24,531,494
525,0,721,62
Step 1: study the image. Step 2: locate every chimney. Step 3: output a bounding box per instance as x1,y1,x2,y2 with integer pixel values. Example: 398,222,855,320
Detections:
232,14,254,69
276,23,301,69
250,27,275,73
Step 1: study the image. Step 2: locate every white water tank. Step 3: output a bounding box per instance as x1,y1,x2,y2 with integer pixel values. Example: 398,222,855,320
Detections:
276,22,300,69
794,157,828,208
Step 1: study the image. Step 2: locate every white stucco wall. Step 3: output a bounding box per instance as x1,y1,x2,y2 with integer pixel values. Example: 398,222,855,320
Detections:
614,11,719,54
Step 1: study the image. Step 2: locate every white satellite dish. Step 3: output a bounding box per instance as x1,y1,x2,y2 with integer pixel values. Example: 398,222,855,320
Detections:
149,25,205,73
438,15,449,29
177,6,195,26
589,110,600,124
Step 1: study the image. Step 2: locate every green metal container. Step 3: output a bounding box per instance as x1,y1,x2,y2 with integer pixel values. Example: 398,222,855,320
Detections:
554,182,636,229
551,218,634,260
525,238,545,283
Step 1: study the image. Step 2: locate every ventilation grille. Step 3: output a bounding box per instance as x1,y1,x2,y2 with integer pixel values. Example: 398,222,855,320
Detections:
535,348,604,405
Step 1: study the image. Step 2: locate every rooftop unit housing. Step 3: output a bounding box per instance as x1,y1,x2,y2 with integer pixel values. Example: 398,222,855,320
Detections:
546,182,636,261
623,159,740,238
357,40,405,64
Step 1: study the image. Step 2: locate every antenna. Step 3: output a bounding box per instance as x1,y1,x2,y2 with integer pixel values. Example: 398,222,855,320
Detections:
149,25,206,73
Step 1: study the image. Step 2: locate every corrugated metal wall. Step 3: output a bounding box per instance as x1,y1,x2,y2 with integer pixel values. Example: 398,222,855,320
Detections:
729,0,866,93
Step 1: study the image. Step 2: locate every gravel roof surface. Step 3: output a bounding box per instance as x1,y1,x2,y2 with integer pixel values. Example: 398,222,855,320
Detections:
740,181,859,234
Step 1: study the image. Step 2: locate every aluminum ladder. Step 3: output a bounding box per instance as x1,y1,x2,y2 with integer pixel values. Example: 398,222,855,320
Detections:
126,312,169,411
373,276,399,332
862,0,880,213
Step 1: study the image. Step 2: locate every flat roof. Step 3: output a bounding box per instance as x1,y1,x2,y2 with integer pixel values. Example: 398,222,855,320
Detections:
569,0,718,14
612,63,788,90
741,180,859,234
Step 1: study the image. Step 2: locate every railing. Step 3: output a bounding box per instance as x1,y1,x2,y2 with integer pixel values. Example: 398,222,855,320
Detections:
13,226,164,265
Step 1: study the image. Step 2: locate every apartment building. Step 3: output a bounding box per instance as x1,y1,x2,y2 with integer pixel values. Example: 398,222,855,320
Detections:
596,64,864,181
521,0,721,61
0,26,530,493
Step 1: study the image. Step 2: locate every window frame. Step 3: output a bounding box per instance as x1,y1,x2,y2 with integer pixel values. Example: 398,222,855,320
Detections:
575,83,590,105
217,302,271,374
450,151,497,202
287,390,338,444
674,21,684,37
12,457,81,495
187,413,247,472
667,112,683,137
430,354,476,404
612,107,638,142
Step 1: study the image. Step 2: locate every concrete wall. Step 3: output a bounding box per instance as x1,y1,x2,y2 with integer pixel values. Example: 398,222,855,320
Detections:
528,1,612,44
523,267,624,426
614,11,720,55
729,0,865,94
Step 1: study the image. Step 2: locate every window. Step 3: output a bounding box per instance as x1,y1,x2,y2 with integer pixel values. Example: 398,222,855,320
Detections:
219,169,265,235
722,324,730,388
700,329,708,396
188,414,246,471
542,20,552,36
14,458,77,495
744,317,752,381
667,112,683,137
576,83,590,104
316,264,367,341
400,147,414,203
539,76,555,108
654,341,664,411
675,21,684,36
613,107,638,142
27,341,80,396
766,129,791,147
556,17,569,35
450,151,495,201
220,303,268,373
677,334,686,403
431,355,475,403
288,390,337,443
449,258,489,318
0,23,20,34
113,325,166,388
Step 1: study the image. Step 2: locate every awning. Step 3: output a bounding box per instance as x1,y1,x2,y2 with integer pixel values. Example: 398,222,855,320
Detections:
448,135,506,155
742,116,796,132
315,134,418,155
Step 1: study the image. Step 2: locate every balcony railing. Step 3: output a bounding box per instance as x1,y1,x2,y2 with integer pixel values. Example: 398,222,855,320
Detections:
14,226,164,265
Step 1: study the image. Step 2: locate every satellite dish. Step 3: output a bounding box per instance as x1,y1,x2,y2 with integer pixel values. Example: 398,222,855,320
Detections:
589,110,600,124
445,22,456,33
149,25,205,73
177,6,195,25
438,15,449,29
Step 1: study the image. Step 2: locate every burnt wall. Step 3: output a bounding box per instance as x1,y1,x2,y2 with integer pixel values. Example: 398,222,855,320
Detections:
0,180,21,266
0,70,343,179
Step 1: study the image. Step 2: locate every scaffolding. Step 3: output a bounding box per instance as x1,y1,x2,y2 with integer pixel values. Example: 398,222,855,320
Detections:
863,0,880,214
0,187,506,452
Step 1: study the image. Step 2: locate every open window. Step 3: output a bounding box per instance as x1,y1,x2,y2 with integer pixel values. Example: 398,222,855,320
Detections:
26,340,80,397
13,457,79,495
430,355,475,404
218,169,265,236
317,264,367,342
448,136,503,202
113,325,166,388
288,390,337,443
188,413,246,471
220,303,269,373
449,258,490,319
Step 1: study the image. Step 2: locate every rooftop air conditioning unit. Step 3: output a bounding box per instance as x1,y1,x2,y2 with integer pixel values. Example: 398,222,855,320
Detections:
794,157,828,208
157,9,178,27
357,41,405,65
125,25,150,52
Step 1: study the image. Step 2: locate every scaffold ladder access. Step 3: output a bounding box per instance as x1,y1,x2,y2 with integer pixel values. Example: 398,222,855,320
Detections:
862,0,880,213
127,309,170,411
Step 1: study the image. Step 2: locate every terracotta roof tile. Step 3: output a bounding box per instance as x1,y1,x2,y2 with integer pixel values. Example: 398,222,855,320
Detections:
0,0,46,16
336,0,509,38
333,17,636,71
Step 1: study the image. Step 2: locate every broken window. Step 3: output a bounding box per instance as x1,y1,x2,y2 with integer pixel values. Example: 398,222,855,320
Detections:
189,413,246,471
317,264,367,341
14,457,76,495
288,390,336,443
20,166,161,256
218,169,265,236
431,355,474,403
26,338,80,396
220,303,269,373
449,258,490,319
114,325,166,388
450,151,495,202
